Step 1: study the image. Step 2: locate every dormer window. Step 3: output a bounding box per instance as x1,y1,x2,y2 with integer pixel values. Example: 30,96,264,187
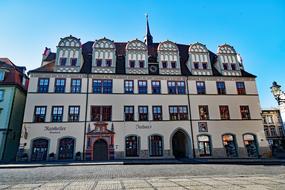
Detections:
96,59,102,67
193,62,199,69
202,62,207,69
231,64,236,70
162,61,167,68
171,61,176,69
60,58,67,66
139,61,145,68
223,63,228,70
0,70,4,81
106,59,112,67
70,58,77,66
129,60,135,68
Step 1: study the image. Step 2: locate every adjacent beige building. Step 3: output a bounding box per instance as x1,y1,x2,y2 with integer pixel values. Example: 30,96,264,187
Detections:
18,19,270,161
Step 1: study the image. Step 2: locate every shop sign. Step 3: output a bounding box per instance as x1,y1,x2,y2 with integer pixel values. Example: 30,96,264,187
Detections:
44,126,66,134
136,124,152,129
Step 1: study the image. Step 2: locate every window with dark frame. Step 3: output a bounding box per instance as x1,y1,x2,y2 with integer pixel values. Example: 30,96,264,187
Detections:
149,135,163,157
54,79,66,93
151,81,161,94
202,62,208,69
169,106,188,120
152,106,162,121
219,105,230,120
125,136,139,157
106,59,112,67
34,106,46,122
167,81,176,94
197,135,211,156
236,82,246,95
231,64,236,70
216,81,226,95
223,63,228,70
93,79,112,94
96,59,102,67
138,106,148,121
93,80,102,93
38,78,49,93
124,106,134,121
199,105,209,120
51,106,64,122
264,126,270,137
177,81,186,94
70,58,77,66
193,62,199,69
91,106,112,121
71,79,81,93
171,61,176,68
60,58,67,66
124,80,134,94
240,106,251,120
196,81,206,94
167,81,185,94
279,127,284,136
138,80,147,94
162,61,167,68
129,60,135,68
270,126,277,136
68,106,80,122
139,60,145,68
102,80,112,94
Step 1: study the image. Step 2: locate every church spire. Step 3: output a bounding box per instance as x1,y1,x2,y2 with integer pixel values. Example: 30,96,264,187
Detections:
144,14,153,46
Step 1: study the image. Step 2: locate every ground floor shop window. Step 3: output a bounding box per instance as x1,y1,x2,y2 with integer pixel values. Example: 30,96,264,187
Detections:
197,135,211,156
149,135,163,156
243,134,258,157
222,134,238,157
125,136,139,157
31,138,48,161
58,138,75,160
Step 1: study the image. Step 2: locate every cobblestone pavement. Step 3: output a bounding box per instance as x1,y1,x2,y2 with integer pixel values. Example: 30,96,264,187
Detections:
0,164,285,189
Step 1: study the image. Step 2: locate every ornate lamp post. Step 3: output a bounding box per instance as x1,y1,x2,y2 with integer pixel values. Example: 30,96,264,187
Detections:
271,81,285,105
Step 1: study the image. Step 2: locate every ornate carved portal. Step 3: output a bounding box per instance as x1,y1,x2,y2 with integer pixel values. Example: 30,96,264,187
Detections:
85,122,115,161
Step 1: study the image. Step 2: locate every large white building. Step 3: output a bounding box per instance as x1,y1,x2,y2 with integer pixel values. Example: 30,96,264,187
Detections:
18,18,270,161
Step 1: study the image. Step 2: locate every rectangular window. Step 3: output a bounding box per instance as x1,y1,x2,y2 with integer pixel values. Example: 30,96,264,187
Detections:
151,81,161,94
216,81,226,95
219,105,230,120
106,59,112,67
71,79,81,93
223,63,228,70
231,64,236,70
264,126,270,137
60,58,67,66
139,60,145,68
270,127,277,137
138,80,147,94
34,106,46,122
129,60,135,68
168,81,185,94
196,81,206,94
236,82,246,95
93,80,112,94
68,106,80,122
51,106,64,122
171,61,176,68
199,105,209,120
0,71,5,81
202,62,208,69
279,127,284,136
91,106,112,121
37,78,49,93
96,59,102,67
169,106,188,120
124,106,134,121
138,106,148,121
193,62,199,69
162,61,167,68
153,106,162,121
0,90,4,101
124,80,134,94
54,79,66,93
266,115,274,124
70,58,77,66
177,81,186,94
240,106,250,120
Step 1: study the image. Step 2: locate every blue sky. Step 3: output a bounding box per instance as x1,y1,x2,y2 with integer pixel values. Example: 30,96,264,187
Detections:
0,0,284,108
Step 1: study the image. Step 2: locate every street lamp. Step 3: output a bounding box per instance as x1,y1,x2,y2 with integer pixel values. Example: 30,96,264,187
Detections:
271,81,285,105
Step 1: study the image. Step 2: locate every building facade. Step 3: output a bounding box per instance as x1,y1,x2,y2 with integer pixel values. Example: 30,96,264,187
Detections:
0,58,29,161
261,108,285,154
18,19,270,161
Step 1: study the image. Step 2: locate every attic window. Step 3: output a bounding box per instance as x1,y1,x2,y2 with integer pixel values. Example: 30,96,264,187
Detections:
231,64,236,70
96,59,102,67
0,70,4,81
171,61,176,69
60,58,67,66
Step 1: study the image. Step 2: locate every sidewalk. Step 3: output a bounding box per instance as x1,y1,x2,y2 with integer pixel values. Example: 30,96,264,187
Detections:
1,158,285,169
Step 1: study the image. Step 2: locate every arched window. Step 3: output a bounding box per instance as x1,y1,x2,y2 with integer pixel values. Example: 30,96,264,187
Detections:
125,136,140,157
58,137,75,160
149,135,163,157
222,134,238,157
243,134,258,157
31,138,49,161
197,135,211,156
